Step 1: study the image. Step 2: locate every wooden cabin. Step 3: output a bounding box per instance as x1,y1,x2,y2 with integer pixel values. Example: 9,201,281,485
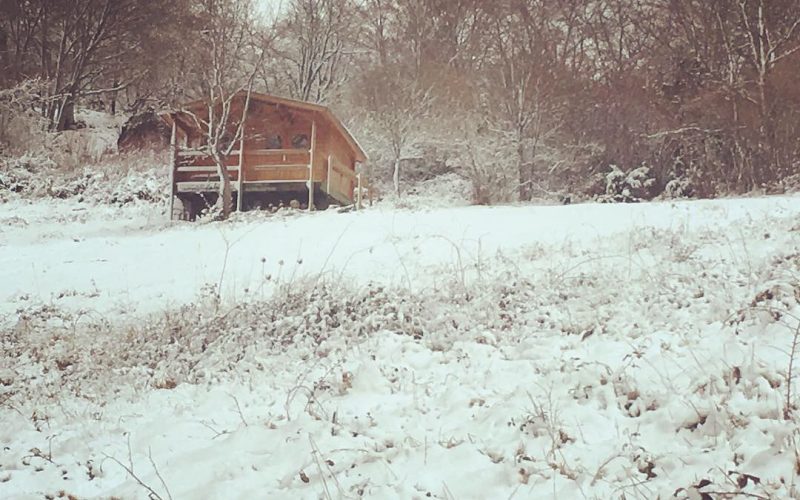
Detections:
161,92,368,219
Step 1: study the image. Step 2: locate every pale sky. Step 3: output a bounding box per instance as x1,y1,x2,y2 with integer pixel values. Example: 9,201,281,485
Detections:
257,0,287,18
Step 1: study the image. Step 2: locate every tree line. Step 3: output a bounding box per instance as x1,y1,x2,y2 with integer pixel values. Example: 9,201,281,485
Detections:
2,0,799,203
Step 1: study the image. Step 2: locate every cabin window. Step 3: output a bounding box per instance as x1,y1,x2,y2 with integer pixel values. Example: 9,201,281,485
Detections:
292,133,310,149
265,134,282,149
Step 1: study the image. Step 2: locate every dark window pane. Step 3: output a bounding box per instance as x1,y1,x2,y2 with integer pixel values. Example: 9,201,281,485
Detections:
265,134,282,149
292,134,309,149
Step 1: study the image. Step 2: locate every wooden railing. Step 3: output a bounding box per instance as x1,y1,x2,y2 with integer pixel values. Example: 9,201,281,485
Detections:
175,150,241,183
178,150,241,165
247,149,310,169
244,149,311,183
170,145,370,209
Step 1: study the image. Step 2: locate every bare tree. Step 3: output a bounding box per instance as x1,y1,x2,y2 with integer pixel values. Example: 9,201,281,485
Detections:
357,0,398,67
0,0,181,130
452,110,518,205
736,0,800,179
274,0,354,103
482,0,573,201
396,0,486,74
355,65,435,196
637,0,800,189
183,0,266,220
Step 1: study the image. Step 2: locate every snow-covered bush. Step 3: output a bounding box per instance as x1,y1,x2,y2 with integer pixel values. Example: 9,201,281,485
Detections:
664,176,692,198
385,172,471,208
661,155,699,199
776,172,800,193
47,165,167,205
3,280,434,401
450,126,518,205
0,101,157,205
104,166,168,205
0,80,50,156
1,145,168,206
596,164,656,203
0,153,58,197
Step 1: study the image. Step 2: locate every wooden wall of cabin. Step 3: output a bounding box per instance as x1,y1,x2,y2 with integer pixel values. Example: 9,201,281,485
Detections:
176,99,249,150
172,97,360,204
315,124,356,200
241,101,316,183
242,100,315,150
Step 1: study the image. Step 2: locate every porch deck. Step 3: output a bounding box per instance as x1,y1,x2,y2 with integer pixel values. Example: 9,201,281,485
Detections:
171,147,366,211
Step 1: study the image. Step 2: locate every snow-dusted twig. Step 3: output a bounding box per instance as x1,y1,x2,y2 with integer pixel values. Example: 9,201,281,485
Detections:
148,447,173,500
230,394,249,427
590,452,623,486
103,444,173,500
786,321,800,420
316,222,354,281
309,435,343,500
217,230,234,301
198,420,229,439
442,481,456,500
431,234,469,290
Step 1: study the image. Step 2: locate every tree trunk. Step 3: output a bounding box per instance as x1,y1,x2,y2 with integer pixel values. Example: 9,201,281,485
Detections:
527,160,535,198
220,177,233,219
110,83,118,115
755,67,768,185
55,98,76,131
393,156,400,196
213,151,233,219
516,131,529,201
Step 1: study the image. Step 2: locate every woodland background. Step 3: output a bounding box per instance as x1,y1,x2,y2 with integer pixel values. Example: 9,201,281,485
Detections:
1,0,799,205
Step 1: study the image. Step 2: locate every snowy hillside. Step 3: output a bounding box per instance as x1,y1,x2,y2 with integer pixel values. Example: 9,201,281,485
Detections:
2,196,800,499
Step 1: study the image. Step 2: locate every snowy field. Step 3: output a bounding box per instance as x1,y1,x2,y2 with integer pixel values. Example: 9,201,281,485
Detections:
2,195,800,499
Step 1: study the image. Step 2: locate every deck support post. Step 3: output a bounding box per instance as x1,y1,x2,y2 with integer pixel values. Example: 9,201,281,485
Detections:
356,172,362,210
169,118,177,221
308,119,316,211
326,155,332,195
236,135,245,212
366,162,373,206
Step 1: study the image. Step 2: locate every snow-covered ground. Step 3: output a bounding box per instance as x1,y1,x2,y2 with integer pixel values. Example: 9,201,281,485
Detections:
2,195,797,318
2,195,800,499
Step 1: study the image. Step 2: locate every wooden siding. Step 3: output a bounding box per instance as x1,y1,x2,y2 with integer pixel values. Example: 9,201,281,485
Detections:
244,149,311,182
318,125,357,200
167,92,365,210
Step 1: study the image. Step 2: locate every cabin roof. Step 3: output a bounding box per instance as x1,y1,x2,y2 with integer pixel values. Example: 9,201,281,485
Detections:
167,91,367,162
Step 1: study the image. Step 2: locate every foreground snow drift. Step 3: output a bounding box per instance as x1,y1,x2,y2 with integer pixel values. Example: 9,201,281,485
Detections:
1,196,800,499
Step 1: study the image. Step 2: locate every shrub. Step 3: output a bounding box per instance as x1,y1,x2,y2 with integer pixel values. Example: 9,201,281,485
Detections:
1,150,169,206
596,164,656,203
0,80,50,156
0,153,57,197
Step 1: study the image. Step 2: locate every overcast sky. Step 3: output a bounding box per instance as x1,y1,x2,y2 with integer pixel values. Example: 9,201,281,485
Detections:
257,0,286,17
